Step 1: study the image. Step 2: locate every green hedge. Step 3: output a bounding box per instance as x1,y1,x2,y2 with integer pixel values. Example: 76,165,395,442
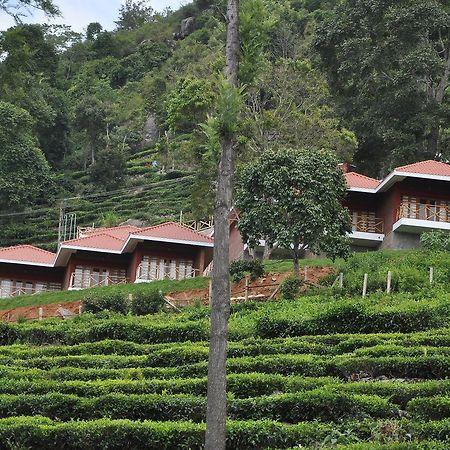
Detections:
0,390,395,423
408,396,450,420
1,417,450,449
256,301,450,338
1,320,209,346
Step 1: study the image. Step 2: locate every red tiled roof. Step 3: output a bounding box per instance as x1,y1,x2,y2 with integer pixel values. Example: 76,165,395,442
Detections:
132,222,214,245
82,225,140,241
395,160,450,177
345,172,380,189
0,245,56,265
62,233,125,251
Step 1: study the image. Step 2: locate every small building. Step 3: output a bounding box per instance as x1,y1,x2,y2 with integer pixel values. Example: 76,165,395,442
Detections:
344,160,450,250
0,222,214,298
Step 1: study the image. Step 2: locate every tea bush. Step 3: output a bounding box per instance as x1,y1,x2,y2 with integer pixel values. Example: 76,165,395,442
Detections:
279,276,302,300
130,290,165,315
82,292,128,314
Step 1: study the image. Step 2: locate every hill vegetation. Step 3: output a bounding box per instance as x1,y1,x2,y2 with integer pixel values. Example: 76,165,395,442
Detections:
1,0,448,247
0,251,446,447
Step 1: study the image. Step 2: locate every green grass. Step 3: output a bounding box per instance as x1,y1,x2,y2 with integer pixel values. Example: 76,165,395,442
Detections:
0,277,209,311
263,257,334,272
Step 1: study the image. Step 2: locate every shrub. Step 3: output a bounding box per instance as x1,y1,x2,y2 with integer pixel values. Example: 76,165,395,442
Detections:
82,292,128,314
421,231,450,252
279,276,302,300
130,290,165,316
229,260,265,283
408,396,450,420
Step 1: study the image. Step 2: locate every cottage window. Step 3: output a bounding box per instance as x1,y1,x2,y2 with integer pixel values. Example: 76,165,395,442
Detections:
138,256,195,281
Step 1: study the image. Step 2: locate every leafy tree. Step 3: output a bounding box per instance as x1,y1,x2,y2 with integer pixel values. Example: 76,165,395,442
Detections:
235,148,351,278
315,0,450,173
0,24,58,79
116,0,155,31
421,230,450,252
92,32,120,58
166,77,214,133
89,147,126,190
0,24,71,166
74,96,107,166
247,58,358,162
0,0,59,22
86,22,103,41
0,101,52,210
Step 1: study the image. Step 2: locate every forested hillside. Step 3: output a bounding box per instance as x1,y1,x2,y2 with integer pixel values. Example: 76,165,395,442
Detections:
0,0,449,248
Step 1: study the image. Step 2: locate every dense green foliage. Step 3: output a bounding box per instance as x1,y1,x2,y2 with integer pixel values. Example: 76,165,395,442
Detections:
0,0,414,248
0,0,448,247
315,0,450,173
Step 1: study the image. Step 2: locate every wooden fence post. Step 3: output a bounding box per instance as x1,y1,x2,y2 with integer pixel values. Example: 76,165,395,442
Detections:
304,266,308,282
386,271,392,294
244,276,249,302
429,267,434,284
339,273,344,289
78,304,83,315
209,279,213,303
362,273,368,298
38,307,43,321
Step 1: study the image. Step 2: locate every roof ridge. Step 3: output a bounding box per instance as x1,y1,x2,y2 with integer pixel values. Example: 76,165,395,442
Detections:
347,171,380,181
90,225,140,231
0,244,55,255
63,232,125,245
396,160,447,170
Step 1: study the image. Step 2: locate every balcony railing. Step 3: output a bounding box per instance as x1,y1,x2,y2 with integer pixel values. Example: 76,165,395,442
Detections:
351,217,384,234
396,203,450,224
136,264,199,283
69,273,128,290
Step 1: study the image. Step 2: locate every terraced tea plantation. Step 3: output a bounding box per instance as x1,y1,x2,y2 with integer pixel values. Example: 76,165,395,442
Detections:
0,148,195,250
0,251,449,449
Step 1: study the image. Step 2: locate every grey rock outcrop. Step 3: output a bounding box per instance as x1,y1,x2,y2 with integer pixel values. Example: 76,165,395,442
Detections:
143,113,158,146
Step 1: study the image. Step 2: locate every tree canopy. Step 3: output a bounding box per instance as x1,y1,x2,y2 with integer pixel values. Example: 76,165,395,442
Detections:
236,148,351,277
0,0,59,22
315,0,450,174
0,101,53,210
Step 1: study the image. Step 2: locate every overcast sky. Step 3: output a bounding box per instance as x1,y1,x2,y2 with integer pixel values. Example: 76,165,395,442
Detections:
0,0,187,32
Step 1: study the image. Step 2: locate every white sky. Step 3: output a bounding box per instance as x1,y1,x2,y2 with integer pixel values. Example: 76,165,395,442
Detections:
0,0,187,32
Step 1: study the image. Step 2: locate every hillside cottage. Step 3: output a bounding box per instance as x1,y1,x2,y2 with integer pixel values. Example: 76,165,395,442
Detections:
344,160,450,250
0,223,213,298
0,160,449,298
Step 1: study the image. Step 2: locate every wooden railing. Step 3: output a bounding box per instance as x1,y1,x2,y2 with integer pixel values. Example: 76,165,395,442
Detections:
0,285,61,299
136,264,199,282
69,273,128,290
351,217,384,234
181,219,214,233
396,203,450,223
